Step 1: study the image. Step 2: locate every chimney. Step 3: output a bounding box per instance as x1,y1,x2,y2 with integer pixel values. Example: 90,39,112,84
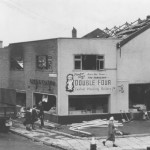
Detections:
72,27,77,38
146,15,150,20
0,41,3,48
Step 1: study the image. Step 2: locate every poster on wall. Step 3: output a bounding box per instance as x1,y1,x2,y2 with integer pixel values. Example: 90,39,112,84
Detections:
66,72,116,93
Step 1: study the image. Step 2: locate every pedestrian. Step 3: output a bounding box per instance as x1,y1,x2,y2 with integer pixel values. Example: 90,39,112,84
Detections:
142,110,149,120
31,105,38,130
102,116,118,147
38,101,44,128
25,107,32,131
20,105,26,118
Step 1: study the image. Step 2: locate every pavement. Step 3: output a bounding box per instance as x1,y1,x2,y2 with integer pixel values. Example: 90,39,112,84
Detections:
10,119,150,150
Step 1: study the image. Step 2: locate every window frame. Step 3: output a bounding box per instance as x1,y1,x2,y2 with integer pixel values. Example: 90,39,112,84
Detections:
36,55,53,70
74,54,82,70
10,56,24,71
74,54,105,71
96,55,105,70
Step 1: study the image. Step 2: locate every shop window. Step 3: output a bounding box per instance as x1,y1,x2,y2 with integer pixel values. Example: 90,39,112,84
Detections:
34,93,56,114
74,54,104,70
10,56,24,70
36,55,52,70
129,84,150,111
69,95,108,115
16,92,26,106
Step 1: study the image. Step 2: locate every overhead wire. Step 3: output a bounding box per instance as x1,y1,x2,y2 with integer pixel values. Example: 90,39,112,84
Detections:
0,0,72,39
1,0,38,20
1,0,61,24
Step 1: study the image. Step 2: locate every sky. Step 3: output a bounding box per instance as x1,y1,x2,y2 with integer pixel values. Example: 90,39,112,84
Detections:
0,0,150,46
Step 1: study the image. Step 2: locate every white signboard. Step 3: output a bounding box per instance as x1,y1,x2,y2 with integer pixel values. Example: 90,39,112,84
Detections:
66,72,116,93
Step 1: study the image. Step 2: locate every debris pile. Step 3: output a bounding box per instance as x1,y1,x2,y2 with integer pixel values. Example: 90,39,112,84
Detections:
69,119,123,136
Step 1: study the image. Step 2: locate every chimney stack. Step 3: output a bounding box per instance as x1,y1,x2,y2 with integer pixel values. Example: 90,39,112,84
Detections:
72,27,77,38
0,41,3,48
146,15,150,20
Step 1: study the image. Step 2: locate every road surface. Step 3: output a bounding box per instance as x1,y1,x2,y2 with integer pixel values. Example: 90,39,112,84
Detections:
0,132,61,150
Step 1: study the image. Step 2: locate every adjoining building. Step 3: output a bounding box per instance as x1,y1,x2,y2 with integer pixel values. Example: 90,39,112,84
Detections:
116,15,150,112
86,15,150,113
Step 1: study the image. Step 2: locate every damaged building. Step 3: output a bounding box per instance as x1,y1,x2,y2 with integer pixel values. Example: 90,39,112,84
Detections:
0,15,150,123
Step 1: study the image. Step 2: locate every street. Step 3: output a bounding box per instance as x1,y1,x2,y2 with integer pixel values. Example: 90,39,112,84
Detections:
0,132,61,150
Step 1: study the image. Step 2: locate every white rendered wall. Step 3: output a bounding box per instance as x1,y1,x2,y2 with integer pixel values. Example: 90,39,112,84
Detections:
57,38,119,115
117,28,150,112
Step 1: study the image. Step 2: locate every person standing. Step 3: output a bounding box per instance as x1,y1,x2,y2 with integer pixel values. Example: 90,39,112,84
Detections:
102,116,118,147
31,105,38,130
38,101,44,128
25,107,32,131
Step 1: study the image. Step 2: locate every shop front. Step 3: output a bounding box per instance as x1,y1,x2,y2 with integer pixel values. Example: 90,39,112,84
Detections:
16,91,26,107
33,92,56,113
64,71,117,115
69,94,109,115
28,78,57,115
129,83,150,111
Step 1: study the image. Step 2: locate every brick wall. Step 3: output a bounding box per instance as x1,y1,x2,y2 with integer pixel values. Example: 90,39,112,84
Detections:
8,39,58,106
0,47,9,88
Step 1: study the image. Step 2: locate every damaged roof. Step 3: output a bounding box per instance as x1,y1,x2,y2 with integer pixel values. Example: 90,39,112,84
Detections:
82,28,110,38
103,15,150,48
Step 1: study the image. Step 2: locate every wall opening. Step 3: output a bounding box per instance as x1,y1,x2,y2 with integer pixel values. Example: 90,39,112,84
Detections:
129,84,150,110
33,93,56,114
69,95,109,115
16,92,26,107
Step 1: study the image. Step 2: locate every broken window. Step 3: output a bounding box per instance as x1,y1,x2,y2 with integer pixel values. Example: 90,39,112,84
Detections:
34,93,56,113
10,56,24,70
10,45,24,70
36,55,53,70
74,54,104,70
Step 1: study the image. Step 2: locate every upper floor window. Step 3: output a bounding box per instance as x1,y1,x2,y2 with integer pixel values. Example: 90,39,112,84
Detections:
74,54,104,70
10,56,24,70
36,55,52,70
10,44,24,71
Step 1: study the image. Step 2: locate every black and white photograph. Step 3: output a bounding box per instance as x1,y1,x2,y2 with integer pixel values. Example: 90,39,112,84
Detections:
0,0,150,149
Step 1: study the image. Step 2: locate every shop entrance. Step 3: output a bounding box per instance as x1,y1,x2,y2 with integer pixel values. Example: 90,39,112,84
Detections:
129,84,150,110
16,92,26,107
34,93,56,113
69,95,109,115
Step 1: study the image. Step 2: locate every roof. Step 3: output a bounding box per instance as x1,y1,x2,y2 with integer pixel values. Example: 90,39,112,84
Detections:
103,16,150,48
82,28,110,38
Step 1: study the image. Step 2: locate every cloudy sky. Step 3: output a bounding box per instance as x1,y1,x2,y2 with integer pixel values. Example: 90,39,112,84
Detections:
0,0,150,46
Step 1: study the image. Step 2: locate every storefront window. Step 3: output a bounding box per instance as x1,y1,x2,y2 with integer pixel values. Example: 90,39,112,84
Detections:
69,95,108,115
34,93,56,114
16,92,26,106
74,54,104,70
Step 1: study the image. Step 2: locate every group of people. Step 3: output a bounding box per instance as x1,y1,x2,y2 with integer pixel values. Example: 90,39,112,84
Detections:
20,102,118,147
22,101,44,131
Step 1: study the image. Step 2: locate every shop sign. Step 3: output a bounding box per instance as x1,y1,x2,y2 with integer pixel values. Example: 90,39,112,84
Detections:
66,72,115,92
49,73,57,77
30,79,55,90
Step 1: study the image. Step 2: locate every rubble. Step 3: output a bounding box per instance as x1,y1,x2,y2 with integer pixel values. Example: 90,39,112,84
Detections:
69,119,123,136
